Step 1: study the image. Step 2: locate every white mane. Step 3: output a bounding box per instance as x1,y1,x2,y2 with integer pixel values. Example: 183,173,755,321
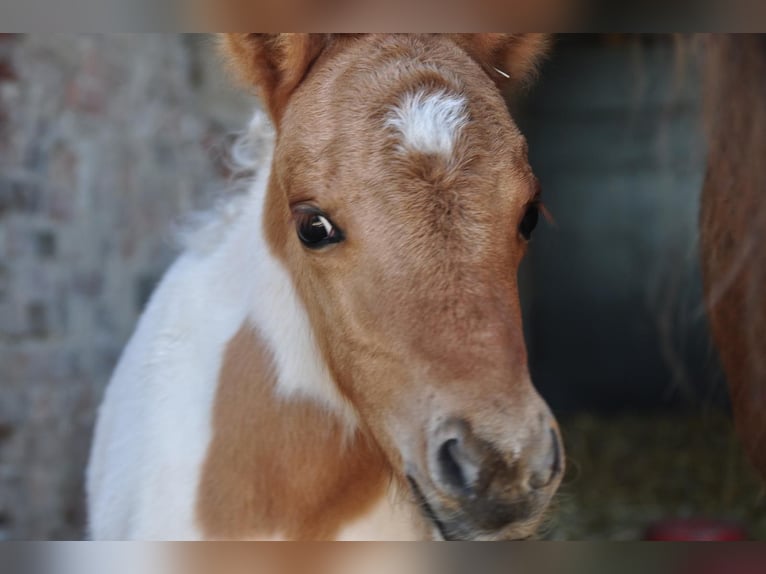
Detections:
176,111,276,255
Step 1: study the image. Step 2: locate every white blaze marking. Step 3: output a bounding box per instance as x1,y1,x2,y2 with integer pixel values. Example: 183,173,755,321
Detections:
387,90,468,157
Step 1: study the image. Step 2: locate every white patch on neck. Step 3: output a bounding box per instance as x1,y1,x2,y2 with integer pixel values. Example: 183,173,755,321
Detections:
386,89,468,157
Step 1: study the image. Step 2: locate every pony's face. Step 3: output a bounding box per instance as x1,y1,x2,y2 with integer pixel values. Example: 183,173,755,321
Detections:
227,33,563,540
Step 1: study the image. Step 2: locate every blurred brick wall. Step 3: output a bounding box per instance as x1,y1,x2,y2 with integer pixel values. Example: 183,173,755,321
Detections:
0,34,255,539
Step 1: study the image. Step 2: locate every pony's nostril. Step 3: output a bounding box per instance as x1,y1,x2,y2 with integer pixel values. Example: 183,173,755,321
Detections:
437,438,471,494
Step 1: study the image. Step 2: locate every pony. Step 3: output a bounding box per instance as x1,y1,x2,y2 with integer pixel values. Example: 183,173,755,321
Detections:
85,33,563,540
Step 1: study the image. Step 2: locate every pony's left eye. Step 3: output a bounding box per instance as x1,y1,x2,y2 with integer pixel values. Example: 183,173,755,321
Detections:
519,201,540,241
293,207,344,249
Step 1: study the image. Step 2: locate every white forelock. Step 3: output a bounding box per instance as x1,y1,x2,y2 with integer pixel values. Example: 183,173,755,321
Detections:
386,89,468,158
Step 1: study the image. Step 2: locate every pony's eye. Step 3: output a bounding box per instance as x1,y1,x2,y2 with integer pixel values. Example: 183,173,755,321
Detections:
294,208,344,249
519,202,540,241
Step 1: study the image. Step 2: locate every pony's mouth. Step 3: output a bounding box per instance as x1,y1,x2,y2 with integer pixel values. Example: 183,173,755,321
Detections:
406,474,542,541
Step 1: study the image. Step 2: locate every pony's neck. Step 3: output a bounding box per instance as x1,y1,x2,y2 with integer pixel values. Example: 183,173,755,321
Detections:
196,321,392,539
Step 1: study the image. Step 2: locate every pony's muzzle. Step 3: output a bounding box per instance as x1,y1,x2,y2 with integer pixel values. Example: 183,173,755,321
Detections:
419,415,564,539
430,417,562,495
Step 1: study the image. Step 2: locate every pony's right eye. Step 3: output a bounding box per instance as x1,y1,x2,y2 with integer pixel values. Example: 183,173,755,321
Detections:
519,201,540,241
293,207,344,249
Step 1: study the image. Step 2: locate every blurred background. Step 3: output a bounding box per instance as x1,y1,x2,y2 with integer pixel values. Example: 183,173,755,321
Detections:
0,34,763,540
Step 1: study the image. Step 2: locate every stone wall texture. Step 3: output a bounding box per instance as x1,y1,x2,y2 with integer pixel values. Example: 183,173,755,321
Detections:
0,34,255,539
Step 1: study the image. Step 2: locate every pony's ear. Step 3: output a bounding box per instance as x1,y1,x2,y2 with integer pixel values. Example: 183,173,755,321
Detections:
449,34,551,89
220,33,330,125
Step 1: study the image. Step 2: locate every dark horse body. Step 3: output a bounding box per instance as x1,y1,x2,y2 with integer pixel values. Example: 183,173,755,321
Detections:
701,34,766,478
